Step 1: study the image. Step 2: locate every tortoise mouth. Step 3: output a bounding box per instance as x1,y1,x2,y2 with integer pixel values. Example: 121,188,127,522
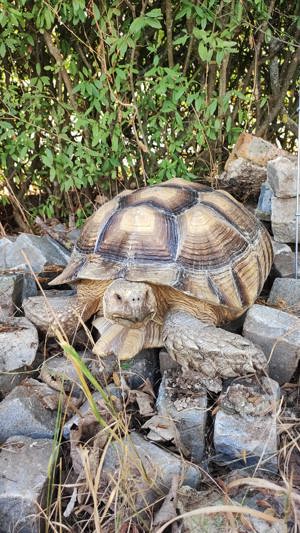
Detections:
109,311,155,328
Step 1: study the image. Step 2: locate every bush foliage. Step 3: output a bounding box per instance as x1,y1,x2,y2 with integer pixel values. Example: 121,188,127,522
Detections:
0,0,299,226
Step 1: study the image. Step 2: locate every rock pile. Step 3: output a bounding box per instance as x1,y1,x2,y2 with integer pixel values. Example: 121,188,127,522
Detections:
0,141,299,530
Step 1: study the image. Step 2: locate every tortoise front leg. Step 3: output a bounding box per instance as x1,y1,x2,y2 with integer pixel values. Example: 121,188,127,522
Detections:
162,310,267,392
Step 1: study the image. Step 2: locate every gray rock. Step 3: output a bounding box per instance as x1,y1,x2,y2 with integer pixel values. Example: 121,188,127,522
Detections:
120,348,160,389
271,241,300,278
268,278,300,317
0,378,58,441
177,483,287,533
101,432,201,508
40,354,86,397
0,317,39,395
213,377,280,472
92,349,161,389
243,304,300,384
255,181,274,221
267,156,297,198
0,435,53,533
145,370,207,464
0,274,37,319
219,158,267,199
23,289,75,334
271,196,297,243
0,234,70,273
159,348,180,374
63,384,126,439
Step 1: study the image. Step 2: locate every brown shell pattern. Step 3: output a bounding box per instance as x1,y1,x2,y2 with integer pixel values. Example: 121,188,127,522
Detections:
52,178,273,311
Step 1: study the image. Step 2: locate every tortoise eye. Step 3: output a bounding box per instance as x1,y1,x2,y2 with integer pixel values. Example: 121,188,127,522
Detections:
115,294,122,301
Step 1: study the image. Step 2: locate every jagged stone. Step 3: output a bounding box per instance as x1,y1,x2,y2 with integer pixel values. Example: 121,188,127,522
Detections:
0,273,37,319
120,348,160,389
91,349,161,390
255,181,274,221
219,158,267,200
213,377,280,472
0,378,58,441
267,156,297,198
0,233,70,273
271,241,300,278
0,435,53,533
243,304,300,384
268,278,300,317
144,370,207,464
0,317,39,396
271,196,297,243
225,132,290,169
177,482,287,533
40,355,86,398
101,432,201,509
63,384,125,439
159,348,180,374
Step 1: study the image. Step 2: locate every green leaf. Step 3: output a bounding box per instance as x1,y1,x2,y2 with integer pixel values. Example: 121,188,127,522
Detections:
111,133,119,152
129,16,146,34
0,42,6,57
93,4,100,21
146,9,162,18
198,42,209,61
206,99,218,115
146,18,162,29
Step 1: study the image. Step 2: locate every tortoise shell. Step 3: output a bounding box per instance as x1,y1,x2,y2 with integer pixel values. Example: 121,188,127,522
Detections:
51,178,273,311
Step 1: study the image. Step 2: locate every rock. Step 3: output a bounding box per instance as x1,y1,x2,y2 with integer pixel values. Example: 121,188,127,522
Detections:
63,384,126,439
120,348,160,389
255,181,274,221
91,348,161,390
225,132,290,169
243,304,300,384
0,435,53,533
267,156,297,198
0,378,58,441
271,196,297,243
0,233,70,273
218,158,267,200
0,273,37,319
144,370,207,464
23,289,75,334
40,354,87,398
271,241,300,278
177,482,287,533
101,432,201,508
0,317,39,396
159,348,180,374
213,377,280,472
268,278,300,317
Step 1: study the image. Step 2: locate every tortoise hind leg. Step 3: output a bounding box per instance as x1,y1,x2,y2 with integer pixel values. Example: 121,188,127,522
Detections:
23,293,91,337
162,310,267,392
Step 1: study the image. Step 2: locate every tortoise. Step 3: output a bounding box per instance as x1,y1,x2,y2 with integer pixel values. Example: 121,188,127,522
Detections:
24,178,273,391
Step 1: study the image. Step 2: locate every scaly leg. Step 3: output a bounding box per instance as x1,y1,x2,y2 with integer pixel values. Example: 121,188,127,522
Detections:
162,310,267,392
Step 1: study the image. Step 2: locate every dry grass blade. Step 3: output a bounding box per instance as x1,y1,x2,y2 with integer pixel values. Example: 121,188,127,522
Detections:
155,503,285,533
226,476,300,503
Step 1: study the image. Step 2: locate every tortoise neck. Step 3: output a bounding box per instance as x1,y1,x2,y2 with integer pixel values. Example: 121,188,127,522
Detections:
77,279,112,319
152,284,219,325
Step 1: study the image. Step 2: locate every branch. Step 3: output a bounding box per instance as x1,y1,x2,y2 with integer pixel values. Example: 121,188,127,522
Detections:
165,0,174,67
43,30,78,111
256,43,300,136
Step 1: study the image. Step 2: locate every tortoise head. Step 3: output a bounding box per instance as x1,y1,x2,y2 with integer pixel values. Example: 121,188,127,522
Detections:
103,279,157,328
